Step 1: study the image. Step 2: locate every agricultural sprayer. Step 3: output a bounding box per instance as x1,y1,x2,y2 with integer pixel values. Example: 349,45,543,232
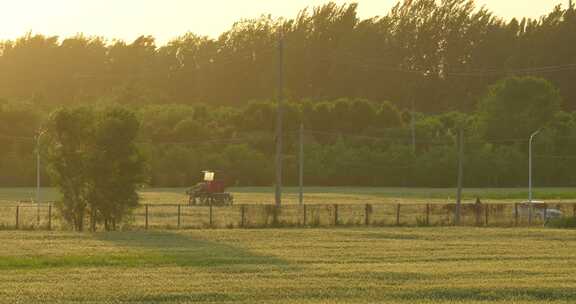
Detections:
186,171,233,206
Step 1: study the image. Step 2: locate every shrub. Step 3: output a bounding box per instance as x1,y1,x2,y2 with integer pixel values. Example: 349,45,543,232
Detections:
546,217,576,229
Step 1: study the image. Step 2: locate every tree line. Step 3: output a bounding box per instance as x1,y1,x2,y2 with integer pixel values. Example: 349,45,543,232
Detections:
0,1,574,112
3,0,575,230
1,76,575,190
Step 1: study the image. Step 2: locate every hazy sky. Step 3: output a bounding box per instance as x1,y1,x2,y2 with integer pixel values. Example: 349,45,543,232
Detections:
0,0,567,44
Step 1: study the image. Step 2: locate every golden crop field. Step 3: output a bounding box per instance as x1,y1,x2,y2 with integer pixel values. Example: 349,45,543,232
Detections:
1,227,575,303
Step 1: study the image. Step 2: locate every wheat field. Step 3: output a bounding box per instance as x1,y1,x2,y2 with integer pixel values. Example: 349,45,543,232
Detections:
0,227,575,303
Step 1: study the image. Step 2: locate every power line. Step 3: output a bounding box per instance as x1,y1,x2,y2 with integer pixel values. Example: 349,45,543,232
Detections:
535,155,576,159
8,129,576,147
275,34,285,207
304,130,452,144
136,137,256,145
0,133,35,142
331,50,576,77
75,46,278,80
0,132,274,146
352,62,576,77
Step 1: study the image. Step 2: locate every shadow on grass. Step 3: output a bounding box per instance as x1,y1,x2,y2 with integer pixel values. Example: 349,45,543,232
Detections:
0,231,291,271
93,231,292,269
394,288,576,302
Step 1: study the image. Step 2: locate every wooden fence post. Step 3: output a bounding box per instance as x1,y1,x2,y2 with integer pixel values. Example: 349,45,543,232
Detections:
543,204,548,225
209,204,213,228
485,204,489,226
365,204,372,226
91,209,96,232
396,204,401,226
475,204,481,226
273,205,279,226
528,204,533,226
15,205,19,230
303,205,307,226
177,205,181,229
514,203,519,227
426,204,430,226
334,204,339,226
145,204,149,230
240,205,246,228
48,204,52,231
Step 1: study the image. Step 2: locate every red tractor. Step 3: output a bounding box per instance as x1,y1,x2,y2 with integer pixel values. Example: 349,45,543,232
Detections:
186,171,233,206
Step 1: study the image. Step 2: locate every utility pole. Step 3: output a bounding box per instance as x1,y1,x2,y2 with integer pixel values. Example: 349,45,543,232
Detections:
299,123,304,205
274,34,284,207
410,98,416,154
455,128,464,225
528,130,541,225
36,129,46,226
36,134,41,226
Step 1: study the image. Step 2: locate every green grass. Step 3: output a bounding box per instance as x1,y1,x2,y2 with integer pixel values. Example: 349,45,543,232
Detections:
2,187,576,205
1,228,575,303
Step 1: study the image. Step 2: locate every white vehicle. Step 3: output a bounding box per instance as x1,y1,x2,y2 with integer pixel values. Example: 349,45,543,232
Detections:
514,201,563,221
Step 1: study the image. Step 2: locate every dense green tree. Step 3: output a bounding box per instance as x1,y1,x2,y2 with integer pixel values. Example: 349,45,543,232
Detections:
46,107,96,230
477,76,562,141
1,87,575,191
87,107,146,230
46,106,145,231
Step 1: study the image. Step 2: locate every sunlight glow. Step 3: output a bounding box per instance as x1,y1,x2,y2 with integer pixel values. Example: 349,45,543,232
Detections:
0,0,566,44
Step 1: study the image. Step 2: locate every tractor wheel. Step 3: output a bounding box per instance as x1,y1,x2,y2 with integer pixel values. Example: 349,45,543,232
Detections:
200,195,210,206
189,195,197,205
224,193,233,205
213,194,225,206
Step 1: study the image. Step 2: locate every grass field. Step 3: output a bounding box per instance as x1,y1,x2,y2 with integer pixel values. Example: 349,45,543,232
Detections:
2,187,576,205
1,227,575,303
218,187,576,204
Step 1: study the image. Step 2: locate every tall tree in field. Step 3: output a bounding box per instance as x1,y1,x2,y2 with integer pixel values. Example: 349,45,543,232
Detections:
88,107,146,230
47,106,146,231
46,107,96,231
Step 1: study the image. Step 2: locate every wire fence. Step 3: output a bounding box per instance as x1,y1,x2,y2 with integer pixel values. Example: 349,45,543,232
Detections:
2,202,576,231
